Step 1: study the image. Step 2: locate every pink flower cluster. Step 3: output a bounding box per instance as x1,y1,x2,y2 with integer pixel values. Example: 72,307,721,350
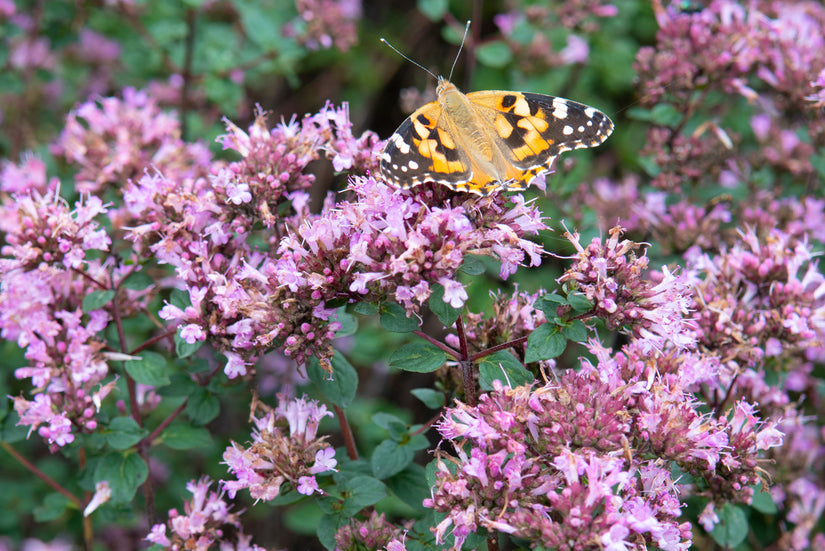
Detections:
426,338,783,550
283,0,361,52
222,395,337,501
686,228,825,370
0,185,121,449
334,511,405,551
51,87,211,195
146,477,270,551
558,226,695,352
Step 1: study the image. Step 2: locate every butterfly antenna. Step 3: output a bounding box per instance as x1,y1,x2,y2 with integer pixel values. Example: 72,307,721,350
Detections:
448,20,471,81
380,37,439,81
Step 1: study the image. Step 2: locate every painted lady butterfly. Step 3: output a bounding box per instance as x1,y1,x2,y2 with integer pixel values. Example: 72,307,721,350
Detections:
380,75,614,196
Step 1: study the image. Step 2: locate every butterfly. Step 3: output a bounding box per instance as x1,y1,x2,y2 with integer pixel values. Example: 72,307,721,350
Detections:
379,76,614,196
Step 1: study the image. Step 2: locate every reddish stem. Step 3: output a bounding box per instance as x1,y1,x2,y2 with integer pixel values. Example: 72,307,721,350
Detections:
334,405,358,460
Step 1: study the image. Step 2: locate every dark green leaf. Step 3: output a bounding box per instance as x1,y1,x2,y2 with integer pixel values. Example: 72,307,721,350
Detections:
478,350,534,390
429,284,460,327
649,103,683,126
82,290,115,312
710,503,748,547
169,288,191,310
33,493,71,522
525,324,567,362
307,351,358,409
160,423,212,450
1,411,28,443
175,331,203,359
372,412,406,432
750,484,777,514
94,452,148,503
371,439,414,479
380,302,420,332
417,0,447,21
333,308,357,337
476,40,513,68
410,388,445,409
389,342,446,373
121,271,153,291
566,293,593,313
105,417,147,450
185,388,221,425
811,152,825,179
386,464,430,511
353,302,379,316
562,319,588,342
124,351,170,387
317,512,345,550
344,475,387,509
157,373,198,397
459,255,485,275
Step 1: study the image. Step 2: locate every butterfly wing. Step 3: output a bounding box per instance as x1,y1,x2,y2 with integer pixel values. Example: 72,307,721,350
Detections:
465,91,614,189
380,102,474,191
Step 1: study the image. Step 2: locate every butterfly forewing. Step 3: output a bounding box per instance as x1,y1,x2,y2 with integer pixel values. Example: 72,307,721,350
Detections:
466,91,614,168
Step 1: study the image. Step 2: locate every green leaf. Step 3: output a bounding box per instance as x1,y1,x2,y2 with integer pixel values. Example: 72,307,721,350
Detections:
105,417,147,451
459,255,485,275
417,0,447,21
389,342,446,373
566,293,593,313
169,288,191,310
476,40,514,68
94,452,148,503
175,330,203,359
124,351,170,387
317,512,345,550
750,483,778,514
710,503,748,547
811,152,825,179
372,412,406,432
387,464,430,512
307,350,358,409
353,302,379,316
82,290,115,312
649,103,683,126
410,388,445,409
1,411,28,443
562,319,588,342
380,302,420,332
429,284,460,327
371,439,414,479
160,423,213,450
185,388,221,425
525,324,567,362
478,350,534,391
343,475,387,509
121,271,153,291
333,308,358,337
33,493,71,522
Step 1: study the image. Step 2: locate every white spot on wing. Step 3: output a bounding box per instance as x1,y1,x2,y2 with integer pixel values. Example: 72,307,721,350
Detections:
552,98,568,119
563,125,574,135
408,160,419,170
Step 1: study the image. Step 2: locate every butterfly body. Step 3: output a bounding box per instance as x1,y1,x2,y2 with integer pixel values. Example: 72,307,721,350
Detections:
380,76,614,196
